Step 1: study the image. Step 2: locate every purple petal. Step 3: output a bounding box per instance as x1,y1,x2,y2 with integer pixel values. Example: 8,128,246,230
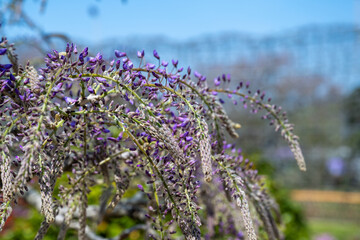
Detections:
107,137,118,142
115,50,126,58
102,128,110,133
0,48,7,55
137,50,144,58
153,50,160,59
2,64,12,70
87,86,94,93
171,59,178,67
146,63,156,69
128,60,134,69
137,184,144,191
194,71,201,79
187,66,191,75
161,61,168,67
64,96,77,104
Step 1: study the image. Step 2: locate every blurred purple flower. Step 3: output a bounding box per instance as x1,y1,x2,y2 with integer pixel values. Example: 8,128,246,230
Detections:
115,50,126,58
327,157,345,177
137,50,144,58
315,234,336,240
153,50,160,59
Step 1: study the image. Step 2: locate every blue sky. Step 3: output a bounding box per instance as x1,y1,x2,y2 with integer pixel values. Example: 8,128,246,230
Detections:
2,0,357,44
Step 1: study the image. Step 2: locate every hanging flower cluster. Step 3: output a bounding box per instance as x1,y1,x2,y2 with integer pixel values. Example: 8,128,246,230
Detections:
0,36,305,240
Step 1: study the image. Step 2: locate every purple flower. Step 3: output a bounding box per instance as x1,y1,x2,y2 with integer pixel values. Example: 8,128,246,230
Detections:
194,71,201,79
260,92,265,100
153,50,160,59
180,132,189,138
1,64,12,70
64,96,77,104
161,61,168,67
107,137,119,142
327,157,345,177
146,63,156,69
0,48,7,55
117,132,124,140
172,59,178,67
116,60,121,69
79,53,84,62
88,57,97,65
137,184,144,191
115,50,126,58
87,86,94,94
123,61,133,70
96,52,103,61
315,234,336,240
184,143,192,151
137,50,144,58
214,77,221,86
127,60,134,69
227,74,231,81
102,128,110,133
80,47,88,58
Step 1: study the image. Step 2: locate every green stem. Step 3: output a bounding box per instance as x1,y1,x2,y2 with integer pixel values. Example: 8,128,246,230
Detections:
37,67,63,131
0,114,24,144
70,150,130,190
144,83,204,132
111,114,180,216
69,73,160,126
216,157,244,202
210,88,293,143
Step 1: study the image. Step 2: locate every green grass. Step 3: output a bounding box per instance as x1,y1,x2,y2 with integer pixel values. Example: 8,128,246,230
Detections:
309,218,360,240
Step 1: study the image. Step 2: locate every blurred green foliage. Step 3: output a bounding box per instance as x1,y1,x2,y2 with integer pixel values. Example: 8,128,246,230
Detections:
344,87,360,153
0,173,146,240
251,152,310,240
309,219,360,240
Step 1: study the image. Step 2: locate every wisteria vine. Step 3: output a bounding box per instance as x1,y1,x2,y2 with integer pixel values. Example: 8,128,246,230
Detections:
0,36,305,240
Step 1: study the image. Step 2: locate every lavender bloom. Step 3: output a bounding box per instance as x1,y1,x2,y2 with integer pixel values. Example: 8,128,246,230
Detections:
0,39,306,240
327,157,345,177
153,49,160,59
115,50,126,58
161,61,168,67
137,50,145,58
194,71,201,79
199,121,212,182
172,59,178,67
214,77,221,86
137,184,144,192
